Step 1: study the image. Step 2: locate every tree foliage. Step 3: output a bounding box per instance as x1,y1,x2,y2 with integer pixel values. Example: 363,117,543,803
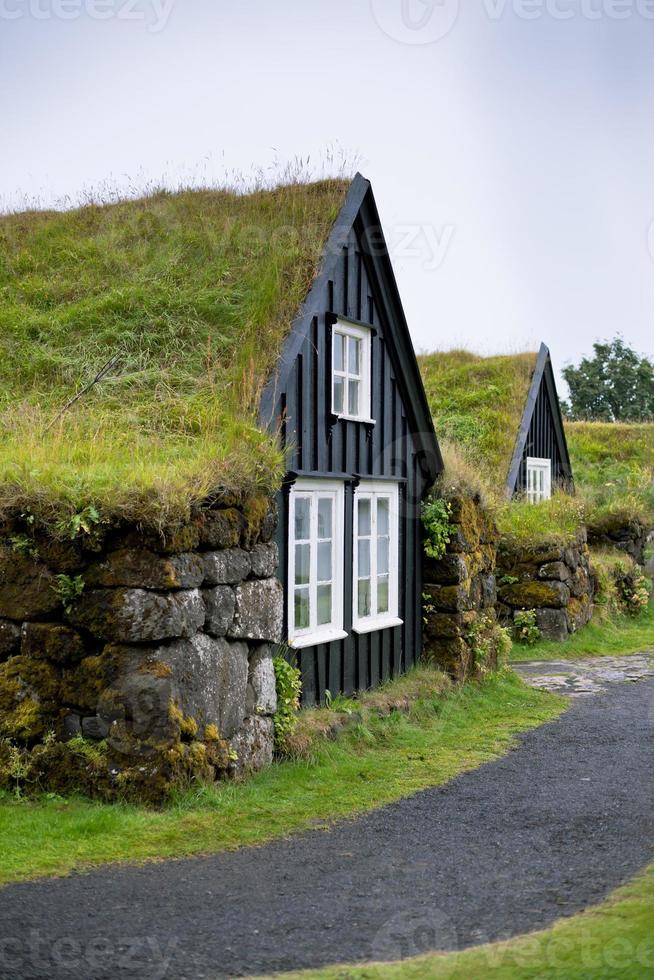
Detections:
562,338,654,422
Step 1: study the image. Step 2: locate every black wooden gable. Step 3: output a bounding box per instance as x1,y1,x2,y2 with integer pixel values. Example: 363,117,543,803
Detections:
506,343,574,497
259,174,442,482
258,174,442,704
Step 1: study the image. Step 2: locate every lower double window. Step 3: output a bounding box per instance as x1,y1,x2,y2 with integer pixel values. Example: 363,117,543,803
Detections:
287,479,401,648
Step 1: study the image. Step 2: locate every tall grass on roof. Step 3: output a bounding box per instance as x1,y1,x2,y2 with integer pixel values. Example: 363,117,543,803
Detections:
418,349,538,482
0,177,351,528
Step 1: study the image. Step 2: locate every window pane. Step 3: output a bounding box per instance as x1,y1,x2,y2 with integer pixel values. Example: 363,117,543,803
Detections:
378,536,389,575
358,578,371,618
348,379,360,417
295,497,310,540
378,576,389,614
333,332,345,371
348,337,361,375
333,376,344,414
318,541,332,582
295,543,310,585
318,498,332,539
317,584,332,626
294,588,310,630
358,498,371,536
377,497,390,535
358,538,371,577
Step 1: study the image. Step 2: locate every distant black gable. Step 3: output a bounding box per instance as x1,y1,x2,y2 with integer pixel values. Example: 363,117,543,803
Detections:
506,343,574,498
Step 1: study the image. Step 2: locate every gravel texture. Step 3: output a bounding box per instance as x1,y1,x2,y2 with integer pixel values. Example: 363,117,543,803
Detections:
0,677,653,980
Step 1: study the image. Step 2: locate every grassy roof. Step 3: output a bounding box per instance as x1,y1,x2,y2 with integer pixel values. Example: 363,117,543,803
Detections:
565,421,654,529
417,350,538,482
0,179,350,528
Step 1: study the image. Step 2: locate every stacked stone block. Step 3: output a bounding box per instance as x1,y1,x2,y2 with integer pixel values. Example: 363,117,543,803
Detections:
0,497,282,800
497,528,594,642
423,494,499,680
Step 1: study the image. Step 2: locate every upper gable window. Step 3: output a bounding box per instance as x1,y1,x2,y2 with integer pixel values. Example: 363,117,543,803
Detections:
332,320,373,423
526,457,552,504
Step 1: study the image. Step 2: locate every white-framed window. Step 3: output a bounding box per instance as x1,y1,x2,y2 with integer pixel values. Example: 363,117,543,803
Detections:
332,319,373,423
288,480,347,649
353,481,402,634
526,457,552,504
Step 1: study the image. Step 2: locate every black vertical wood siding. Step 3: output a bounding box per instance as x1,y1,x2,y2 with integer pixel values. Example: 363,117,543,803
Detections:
273,221,431,705
515,374,568,493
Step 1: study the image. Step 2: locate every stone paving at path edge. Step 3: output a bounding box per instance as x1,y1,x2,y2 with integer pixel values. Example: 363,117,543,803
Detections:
514,653,654,696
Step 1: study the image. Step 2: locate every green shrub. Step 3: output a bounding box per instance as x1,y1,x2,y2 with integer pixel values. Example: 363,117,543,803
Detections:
513,609,541,645
421,497,452,560
466,614,512,674
273,655,302,752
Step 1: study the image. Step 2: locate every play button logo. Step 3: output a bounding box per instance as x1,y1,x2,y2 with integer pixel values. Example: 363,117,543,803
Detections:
370,0,460,44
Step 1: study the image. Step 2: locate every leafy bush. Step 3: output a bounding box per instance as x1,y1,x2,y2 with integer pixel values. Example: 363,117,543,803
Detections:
52,574,85,614
513,609,541,645
273,655,302,752
466,614,513,674
590,549,652,617
421,497,452,560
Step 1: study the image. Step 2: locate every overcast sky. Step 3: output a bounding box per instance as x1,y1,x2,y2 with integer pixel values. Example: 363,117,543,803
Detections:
3,0,654,391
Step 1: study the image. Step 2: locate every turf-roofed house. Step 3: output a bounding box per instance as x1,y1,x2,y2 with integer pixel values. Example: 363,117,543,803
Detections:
0,174,441,800
419,344,573,501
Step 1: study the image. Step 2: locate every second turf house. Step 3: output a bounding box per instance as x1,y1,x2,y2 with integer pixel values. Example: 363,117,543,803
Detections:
0,173,441,798
419,343,574,501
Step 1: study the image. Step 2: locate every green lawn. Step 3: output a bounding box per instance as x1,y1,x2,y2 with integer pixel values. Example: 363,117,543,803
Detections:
0,672,564,886
278,862,654,979
510,599,654,663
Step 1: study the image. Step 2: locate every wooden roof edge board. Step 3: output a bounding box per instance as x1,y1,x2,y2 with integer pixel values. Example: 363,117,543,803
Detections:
505,342,574,496
542,354,575,488
355,184,443,485
258,173,370,429
258,173,443,487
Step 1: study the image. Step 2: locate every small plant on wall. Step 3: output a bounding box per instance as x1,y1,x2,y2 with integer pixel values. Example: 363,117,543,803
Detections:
421,497,452,561
467,614,513,675
273,651,302,752
514,609,541,645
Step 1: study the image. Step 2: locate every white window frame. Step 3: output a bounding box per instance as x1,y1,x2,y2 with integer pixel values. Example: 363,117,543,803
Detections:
352,480,402,635
288,479,347,649
331,319,374,424
526,457,552,504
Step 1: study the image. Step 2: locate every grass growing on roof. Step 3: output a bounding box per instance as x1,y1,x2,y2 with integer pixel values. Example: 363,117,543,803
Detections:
0,670,564,885
418,349,538,482
0,179,350,527
565,421,654,529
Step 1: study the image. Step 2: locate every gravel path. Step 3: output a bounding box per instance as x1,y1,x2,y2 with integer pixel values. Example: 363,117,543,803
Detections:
1,676,653,980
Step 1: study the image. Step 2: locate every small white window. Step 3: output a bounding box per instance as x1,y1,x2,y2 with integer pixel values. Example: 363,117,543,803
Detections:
288,480,347,649
332,320,373,423
526,457,552,504
353,481,402,634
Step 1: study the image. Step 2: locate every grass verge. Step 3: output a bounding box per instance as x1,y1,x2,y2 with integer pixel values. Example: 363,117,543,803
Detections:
0,671,564,887
276,862,654,979
510,598,654,663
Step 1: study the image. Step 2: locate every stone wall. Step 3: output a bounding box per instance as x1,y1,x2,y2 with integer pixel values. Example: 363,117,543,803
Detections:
496,528,594,642
423,494,501,680
587,517,651,566
0,497,282,801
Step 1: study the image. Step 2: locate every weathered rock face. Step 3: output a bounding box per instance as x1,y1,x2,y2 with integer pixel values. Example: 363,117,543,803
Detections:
203,549,251,585
69,588,206,642
231,579,283,643
0,496,283,801
423,493,503,681
497,529,594,643
587,517,650,566
203,586,236,637
86,550,204,590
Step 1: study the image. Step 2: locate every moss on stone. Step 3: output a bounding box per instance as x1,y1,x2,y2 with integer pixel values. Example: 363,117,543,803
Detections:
498,580,568,610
